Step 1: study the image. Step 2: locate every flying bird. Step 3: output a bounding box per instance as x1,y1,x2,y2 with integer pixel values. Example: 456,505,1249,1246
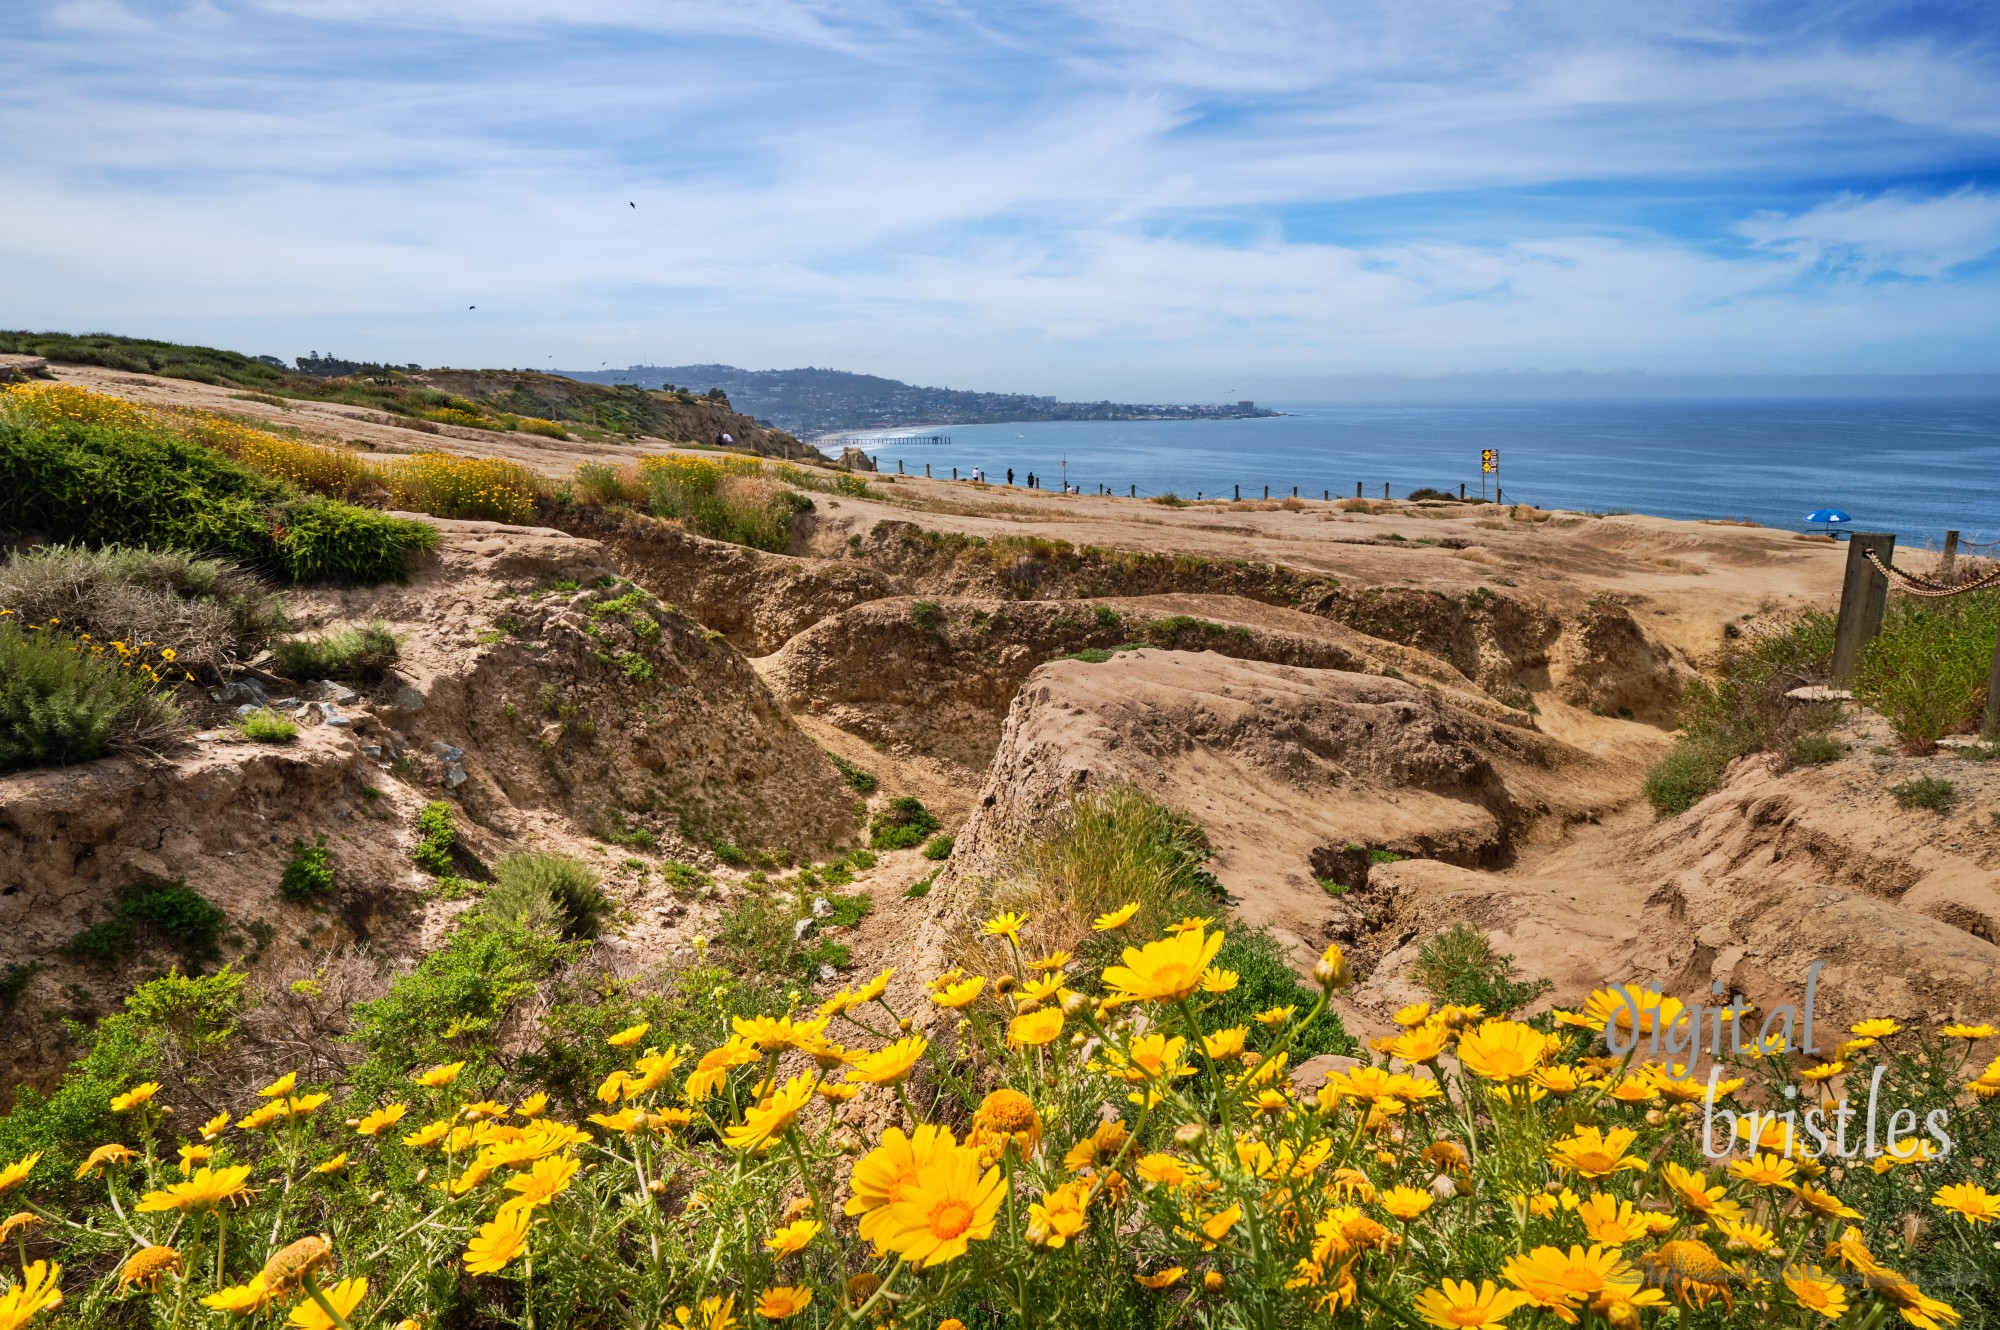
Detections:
468,305,476,309
629,202,636,208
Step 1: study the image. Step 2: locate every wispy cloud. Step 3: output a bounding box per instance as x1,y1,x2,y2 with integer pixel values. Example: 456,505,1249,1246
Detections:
3,0,1998,392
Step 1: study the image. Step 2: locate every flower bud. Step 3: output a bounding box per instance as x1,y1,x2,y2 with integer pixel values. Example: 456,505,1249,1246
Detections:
1313,943,1353,991
1453,1176,1475,1197
1175,1122,1206,1147
1644,1109,1666,1127
898,1018,913,1032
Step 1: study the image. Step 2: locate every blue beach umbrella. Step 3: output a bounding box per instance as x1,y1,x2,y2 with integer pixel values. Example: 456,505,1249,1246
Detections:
1806,508,1851,536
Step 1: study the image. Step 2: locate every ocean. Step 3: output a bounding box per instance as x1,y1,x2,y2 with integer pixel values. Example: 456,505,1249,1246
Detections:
850,400,2000,547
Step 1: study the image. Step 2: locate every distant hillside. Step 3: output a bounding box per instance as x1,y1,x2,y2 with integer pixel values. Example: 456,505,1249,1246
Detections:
556,363,1279,434
0,332,810,458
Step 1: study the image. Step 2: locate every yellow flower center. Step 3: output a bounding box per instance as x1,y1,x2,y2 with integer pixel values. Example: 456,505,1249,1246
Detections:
927,1197,975,1240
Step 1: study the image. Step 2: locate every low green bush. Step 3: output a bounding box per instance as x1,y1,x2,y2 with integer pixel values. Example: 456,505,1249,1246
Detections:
829,753,877,794
482,852,612,941
717,889,854,982
870,795,941,849
1205,926,1354,1058
278,836,335,904
1788,733,1844,765
272,621,400,682
235,706,298,742
1857,591,2000,752
0,411,435,585
661,860,712,894
1411,923,1551,1016
62,878,228,968
0,961,42,1012
0,619,180,770
411,800,457,873
0,543,283,676
1644,610,1836,816
921,833,955,860
349,919,577,1093
1890,775,1959,813
909,600,942,630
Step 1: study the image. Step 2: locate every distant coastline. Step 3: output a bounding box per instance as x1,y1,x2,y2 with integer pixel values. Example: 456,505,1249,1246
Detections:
554,362,1282,434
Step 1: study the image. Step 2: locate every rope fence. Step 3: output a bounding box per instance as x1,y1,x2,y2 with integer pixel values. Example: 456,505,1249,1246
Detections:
1863,548,2000,598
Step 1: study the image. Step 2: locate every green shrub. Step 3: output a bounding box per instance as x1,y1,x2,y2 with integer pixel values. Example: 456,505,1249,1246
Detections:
271,495,438,585
482,852,612,941
0,620,180,770
1645,610,1837,816
870,796,941,849
1642,737,1733,817
1788,733,1844,765
62,878,227,968
1889,776,1958,813
272,621,400,682
829,753,878,794
412,800,457,874
278,835,335,904
1857,591,2000,752
661,861,712,893
0,542,283,675
1411,924,1551,1016
349,920,576,1091
642,460,809,553
717,889,855,982
910,600,942,630
921,833,955,861
0,986,166,1199
0,961,42,1012
904,872,936,899
235,706,298,742
1093,605,1120,627
0,413,434,584
1205,926,1354,1058
989,787,1215,963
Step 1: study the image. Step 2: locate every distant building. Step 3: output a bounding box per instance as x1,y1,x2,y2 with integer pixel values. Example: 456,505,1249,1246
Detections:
1238,400,1254,410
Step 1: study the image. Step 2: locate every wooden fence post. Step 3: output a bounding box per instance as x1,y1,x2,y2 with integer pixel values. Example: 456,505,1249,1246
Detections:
1942,530,1959,579
1382,482,1389,499
1831,532,1896,685
1985,628,2000,741
1355,482,1362,498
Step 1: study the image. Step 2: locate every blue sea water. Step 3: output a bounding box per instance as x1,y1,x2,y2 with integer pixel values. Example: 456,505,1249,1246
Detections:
853,400,2000,546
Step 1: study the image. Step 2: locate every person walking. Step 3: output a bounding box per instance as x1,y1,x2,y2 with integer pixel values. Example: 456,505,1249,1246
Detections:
1007,468,1015,486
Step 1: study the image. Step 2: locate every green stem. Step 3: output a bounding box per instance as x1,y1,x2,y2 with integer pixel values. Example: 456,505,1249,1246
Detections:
301,1271,353,1330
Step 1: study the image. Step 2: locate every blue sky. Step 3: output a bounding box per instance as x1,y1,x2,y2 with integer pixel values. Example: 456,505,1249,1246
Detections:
4,1,2000,398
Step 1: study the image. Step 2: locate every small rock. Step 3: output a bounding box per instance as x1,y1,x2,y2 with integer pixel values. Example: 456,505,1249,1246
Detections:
445,762,468,788
431,741,465,762
310,680,359,705
817,964,839,981
214,680,268,706
389,685,426,713
793,917,817,941
811,896,833,918
1785,686,1853,702
361,745,383,759
235,702,263,719
270,697,299,710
